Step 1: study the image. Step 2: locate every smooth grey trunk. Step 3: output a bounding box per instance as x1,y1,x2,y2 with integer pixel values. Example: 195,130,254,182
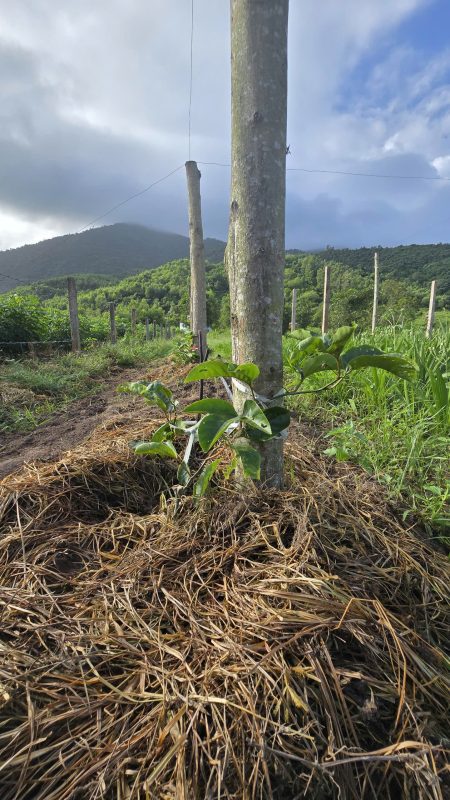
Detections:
185,160,207,346
67,277,81,353
371,252,379,334
226,0,289,488
131,308,137,336
321,265,331,335
291,288,298,331
426,280,436,338
109,303,117,344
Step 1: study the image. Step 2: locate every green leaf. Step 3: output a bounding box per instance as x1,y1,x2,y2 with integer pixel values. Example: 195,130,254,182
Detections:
340,345,383,368
287,328,312,341
233,363,260,385
232,440,261,479
245,406,291,442
119,380,175,412
296,335,325,355
177,460,191,486
151,423,172,442
197,414,238,452
345,352,418,381
193,459,221,498
133,440,178,458
327,324,356,356
241,399,272,434
184,360,231,382
184,398,236,418
301,353,339,378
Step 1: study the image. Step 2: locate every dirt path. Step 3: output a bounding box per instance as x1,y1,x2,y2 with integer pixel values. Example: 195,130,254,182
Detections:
0,366,156,479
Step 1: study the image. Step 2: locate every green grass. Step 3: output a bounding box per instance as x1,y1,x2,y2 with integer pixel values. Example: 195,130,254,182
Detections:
0,338,174,434
207,326,449,534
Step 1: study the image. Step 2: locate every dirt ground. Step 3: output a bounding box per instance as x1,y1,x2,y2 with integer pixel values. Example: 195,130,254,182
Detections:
0,365,169,479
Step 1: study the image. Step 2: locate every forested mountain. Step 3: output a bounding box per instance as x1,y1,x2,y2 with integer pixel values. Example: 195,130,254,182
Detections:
0,223,226,293
314,244,450,295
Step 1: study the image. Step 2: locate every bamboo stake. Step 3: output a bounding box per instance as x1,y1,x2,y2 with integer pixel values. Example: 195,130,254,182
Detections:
321,266,331,335
291,288,297,332
371,251,379,334
426,280,437,338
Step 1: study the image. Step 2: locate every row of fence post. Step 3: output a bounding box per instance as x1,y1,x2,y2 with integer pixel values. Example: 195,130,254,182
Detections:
290,255,438,338
66,271,440,354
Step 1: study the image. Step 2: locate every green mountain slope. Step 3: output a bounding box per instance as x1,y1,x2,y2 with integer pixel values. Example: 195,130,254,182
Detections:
0,223,226,293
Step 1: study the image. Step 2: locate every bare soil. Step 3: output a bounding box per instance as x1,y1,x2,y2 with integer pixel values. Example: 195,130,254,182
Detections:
0,363,222,479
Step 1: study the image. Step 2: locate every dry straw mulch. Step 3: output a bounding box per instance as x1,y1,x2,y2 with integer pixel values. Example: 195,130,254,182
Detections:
0,416,448,799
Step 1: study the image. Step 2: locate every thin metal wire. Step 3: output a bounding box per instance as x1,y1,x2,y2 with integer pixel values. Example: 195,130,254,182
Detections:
198,161,450,181
78,164,185,232
188,0,194,160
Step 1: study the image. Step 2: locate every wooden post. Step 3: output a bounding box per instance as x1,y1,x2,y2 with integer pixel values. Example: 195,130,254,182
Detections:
131,308,137,336
321,265,331,335
426,280,437,338
153,320,157,339
145,318,150,341
28,341,37,361
371,251,379,334
291,288,297,332
185,160,207,347
109,303,117,344
67,277,81,352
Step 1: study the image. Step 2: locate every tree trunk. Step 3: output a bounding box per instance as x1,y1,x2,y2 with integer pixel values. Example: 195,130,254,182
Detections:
226,0,289,488
185,160,207,347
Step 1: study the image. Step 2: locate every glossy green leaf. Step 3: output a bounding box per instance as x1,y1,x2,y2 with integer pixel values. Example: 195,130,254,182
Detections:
345,352,418,381
296,335,325,355
118,380,175,412
241,399,272,434
233,363,260,384
184,360,231,382
340,345,383,368
327,324,356,356
133,440,177,458
287,328,311,341
301,352,339,378
232,440,261,479
184,398,236,418
151,423,172,443
245,406,290,442
193,459,220,498
197,414,238,452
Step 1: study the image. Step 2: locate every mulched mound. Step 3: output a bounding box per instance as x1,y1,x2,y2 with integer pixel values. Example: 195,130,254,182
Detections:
0,416,448,799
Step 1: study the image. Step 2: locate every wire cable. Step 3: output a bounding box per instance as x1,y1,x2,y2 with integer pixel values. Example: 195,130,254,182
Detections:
78,164,185,232
198,161,450,181
188,0,194,160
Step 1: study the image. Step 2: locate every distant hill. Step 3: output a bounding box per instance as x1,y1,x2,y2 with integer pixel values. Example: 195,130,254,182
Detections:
314,244,450,295
0,223,226,293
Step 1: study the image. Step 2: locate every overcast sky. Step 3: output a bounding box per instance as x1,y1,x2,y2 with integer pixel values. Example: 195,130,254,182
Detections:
1,0,449,251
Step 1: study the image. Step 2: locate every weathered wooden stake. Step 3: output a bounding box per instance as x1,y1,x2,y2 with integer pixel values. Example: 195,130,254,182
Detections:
321,265,331,335
109,303,117,344
131,308,137,336
145,318,150,341
426,280,437,338
371,251,379,334
67,277,81,352
185,160,207,347
291,288,297,331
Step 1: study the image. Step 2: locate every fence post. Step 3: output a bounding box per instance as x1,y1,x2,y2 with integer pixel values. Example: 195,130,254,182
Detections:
185,160,207,348
291,288,297,332
321,265,331,335
131,308,137,336
145,318,150,341
426,280,437,338
371,251,379,334
153,320,157,339
109,303,117,344
67,277,81,353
